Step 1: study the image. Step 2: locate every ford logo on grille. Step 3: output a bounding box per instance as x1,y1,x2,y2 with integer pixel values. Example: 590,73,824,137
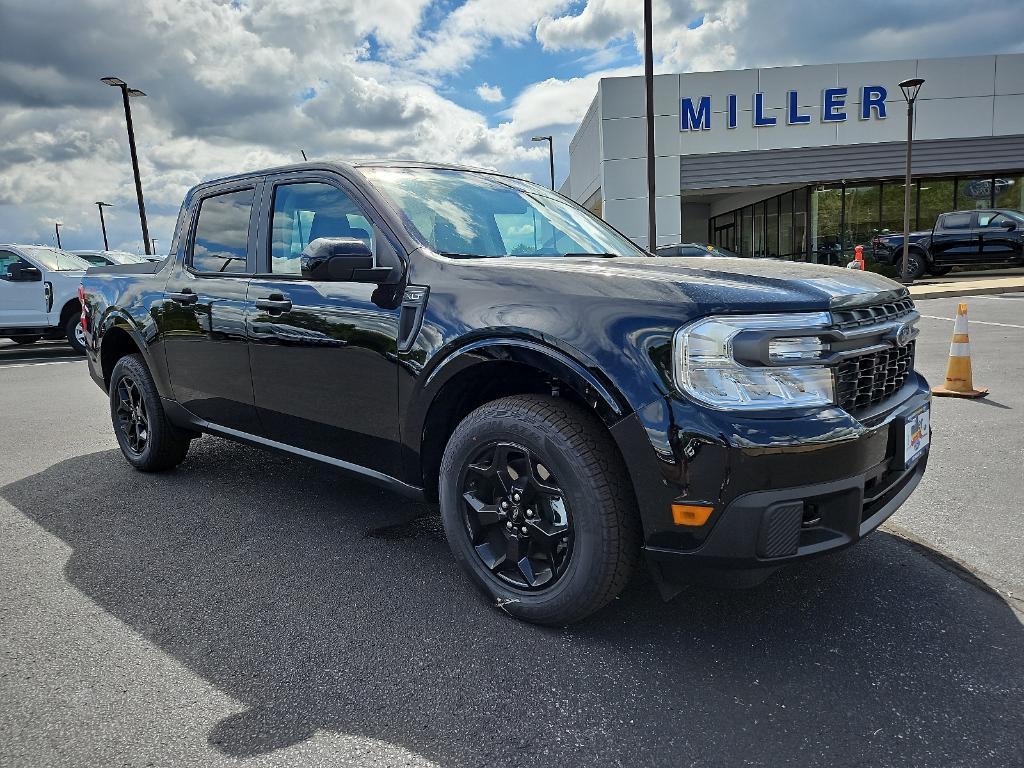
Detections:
895,323,914,347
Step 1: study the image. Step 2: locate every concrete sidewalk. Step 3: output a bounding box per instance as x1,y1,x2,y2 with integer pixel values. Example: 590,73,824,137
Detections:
908,270,1024,299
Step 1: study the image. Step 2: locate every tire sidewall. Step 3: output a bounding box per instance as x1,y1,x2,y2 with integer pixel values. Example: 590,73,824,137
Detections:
65,315,86,355
109,355,163,469
440,408,614,621
899,251,926,280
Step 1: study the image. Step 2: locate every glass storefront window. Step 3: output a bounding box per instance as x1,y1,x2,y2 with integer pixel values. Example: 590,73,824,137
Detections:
994,175,1024,211
918,179,955,231
765,197,779,257
793,188,808,260
753,201,765,257
956,176,994,210
740,206,753,256
844,183,881,256
880,181,918,235
780,192,793,256
812,186,843,264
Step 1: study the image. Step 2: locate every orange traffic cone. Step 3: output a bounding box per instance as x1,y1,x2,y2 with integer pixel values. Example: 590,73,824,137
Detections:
932,303,988,398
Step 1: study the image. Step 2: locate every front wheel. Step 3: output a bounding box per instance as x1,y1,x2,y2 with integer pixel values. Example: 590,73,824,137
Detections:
65,314,86,355
439,395,640,625
109,354,192,471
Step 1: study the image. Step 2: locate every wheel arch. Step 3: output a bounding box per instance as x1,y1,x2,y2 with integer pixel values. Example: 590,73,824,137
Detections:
98,313,153,391
410,337,632,501
57,297,81,328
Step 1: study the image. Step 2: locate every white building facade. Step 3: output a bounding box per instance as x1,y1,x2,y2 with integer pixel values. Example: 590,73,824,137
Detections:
563,53,1024,261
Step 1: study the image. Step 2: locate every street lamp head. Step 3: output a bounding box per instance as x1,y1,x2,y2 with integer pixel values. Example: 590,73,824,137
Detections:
126,88,146,98
96,201,112,208
531,136,552,142
899,77,925,103
101,76,126,87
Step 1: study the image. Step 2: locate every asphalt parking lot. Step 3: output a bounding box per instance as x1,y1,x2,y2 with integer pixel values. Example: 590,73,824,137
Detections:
1,298,1022,767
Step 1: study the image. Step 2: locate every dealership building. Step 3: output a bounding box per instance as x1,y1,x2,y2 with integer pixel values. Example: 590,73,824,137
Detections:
562,53,1024,259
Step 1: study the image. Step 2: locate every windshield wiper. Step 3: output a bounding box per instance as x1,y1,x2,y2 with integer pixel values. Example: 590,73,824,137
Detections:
560,252,619,258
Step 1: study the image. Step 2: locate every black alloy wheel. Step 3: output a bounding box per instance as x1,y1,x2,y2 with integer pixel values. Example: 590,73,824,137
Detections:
114,374,149,455
460,441,574,590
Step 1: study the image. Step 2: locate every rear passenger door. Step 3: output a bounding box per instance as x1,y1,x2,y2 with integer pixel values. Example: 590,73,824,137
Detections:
161,182,261,433
246,173,405,478
929,212,977,266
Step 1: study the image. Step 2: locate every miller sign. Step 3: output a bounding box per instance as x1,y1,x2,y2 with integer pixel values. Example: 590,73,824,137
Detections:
680,86,889,131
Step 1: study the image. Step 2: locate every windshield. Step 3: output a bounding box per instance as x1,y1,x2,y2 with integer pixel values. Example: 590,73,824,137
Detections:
361,167,646,258
21,247,91,271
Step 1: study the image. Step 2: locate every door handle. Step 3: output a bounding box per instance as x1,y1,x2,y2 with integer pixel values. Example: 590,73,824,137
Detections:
168,290,198,305
255,294,292,313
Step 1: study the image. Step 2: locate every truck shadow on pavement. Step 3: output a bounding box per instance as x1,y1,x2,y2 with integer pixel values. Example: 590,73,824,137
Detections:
4,438,1023,767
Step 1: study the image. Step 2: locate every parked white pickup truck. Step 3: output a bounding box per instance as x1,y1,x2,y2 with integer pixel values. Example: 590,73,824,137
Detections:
0,244,90,354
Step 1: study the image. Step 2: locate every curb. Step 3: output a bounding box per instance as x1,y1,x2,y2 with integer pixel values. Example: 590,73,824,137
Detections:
908,281,1024,300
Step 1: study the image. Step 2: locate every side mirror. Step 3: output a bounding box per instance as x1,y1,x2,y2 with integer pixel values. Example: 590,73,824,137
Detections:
6,263,42,281
1004,220,1017,231
300,237,394,283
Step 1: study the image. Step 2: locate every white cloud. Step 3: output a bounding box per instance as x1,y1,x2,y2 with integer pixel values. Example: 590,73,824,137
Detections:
476,83,504,103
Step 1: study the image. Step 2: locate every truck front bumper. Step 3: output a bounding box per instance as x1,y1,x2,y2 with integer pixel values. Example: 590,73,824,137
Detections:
609,375,931,590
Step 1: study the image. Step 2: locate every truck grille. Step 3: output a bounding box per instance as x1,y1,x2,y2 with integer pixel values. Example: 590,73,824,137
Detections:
835,341,915,412
831,297,915,330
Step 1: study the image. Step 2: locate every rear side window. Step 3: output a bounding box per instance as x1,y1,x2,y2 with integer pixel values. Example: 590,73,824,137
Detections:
190,188,254,273
940,213,971,229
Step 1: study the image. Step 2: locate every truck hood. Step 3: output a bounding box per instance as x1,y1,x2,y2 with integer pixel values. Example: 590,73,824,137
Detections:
484,255,906,312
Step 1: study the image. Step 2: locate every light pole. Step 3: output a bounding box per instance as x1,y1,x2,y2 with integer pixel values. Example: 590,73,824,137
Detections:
54,222,63,249
643,0,656,251
101,77,152,255
151,238,159,254
96,202,112,250
898,77,925,283
531,136,555,190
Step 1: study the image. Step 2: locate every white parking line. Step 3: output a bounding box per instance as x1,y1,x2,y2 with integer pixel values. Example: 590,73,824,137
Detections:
0,359,85,370
919,314,1024,330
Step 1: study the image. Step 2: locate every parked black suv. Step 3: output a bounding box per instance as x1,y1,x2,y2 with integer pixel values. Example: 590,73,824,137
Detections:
873,208,1024,278
81,161,931,624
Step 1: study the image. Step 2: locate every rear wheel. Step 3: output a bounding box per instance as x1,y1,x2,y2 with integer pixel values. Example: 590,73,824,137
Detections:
896,250,927,280
439,395,640,625
109,354,192,471
65,314,86,355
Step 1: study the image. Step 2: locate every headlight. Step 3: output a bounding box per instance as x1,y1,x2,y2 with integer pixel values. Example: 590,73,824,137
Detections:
673,313,834,410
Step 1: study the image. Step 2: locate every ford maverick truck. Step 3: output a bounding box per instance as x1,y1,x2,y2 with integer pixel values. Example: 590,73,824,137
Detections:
81,161,931,624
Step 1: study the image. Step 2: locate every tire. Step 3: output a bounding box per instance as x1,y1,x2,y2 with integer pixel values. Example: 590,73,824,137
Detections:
928,265,953,277
8,336,42,345
65,314,86,355
109,354,192,471
895,250,927,280
439,395,640,625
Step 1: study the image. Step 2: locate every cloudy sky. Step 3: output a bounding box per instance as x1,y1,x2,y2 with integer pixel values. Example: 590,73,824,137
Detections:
1,0,1022,254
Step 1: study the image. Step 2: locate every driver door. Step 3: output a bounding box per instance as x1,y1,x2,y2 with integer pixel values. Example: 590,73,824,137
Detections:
0,250,47,326
246,174,405,478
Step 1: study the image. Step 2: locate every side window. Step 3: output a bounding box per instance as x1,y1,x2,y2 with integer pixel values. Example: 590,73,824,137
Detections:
0,250,23,277
270,182,375,275
978,211,996,227
190,188,254,273
939,213,971,230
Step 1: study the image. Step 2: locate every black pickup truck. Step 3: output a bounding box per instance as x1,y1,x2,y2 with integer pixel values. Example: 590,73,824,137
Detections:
873,208,1024,278
81,161,931,624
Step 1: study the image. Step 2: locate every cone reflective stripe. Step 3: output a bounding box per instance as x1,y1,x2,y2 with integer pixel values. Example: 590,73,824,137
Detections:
932,303,988,398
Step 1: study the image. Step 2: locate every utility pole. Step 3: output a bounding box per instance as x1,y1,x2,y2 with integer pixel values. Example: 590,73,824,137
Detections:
898,77,925,283
96,202,112,250
102,77,152,255
643,0,657,251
